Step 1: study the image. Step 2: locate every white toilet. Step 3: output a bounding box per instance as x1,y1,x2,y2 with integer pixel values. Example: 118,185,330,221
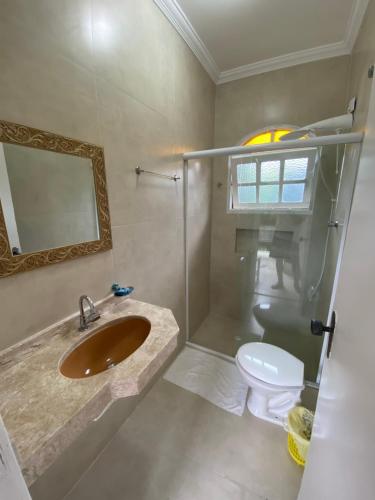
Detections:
236,342,304,425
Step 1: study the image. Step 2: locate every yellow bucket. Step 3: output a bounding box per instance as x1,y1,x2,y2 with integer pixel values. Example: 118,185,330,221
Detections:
285,406,314,467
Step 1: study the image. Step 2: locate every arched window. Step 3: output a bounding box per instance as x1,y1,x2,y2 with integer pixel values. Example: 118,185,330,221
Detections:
229,127,317,213
242,127,296,146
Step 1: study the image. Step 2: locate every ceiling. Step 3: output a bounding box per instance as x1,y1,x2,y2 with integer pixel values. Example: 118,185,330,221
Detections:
154,0,369,84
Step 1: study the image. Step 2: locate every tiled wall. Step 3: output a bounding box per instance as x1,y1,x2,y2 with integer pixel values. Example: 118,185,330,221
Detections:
0,0,215,351
210,56,351,319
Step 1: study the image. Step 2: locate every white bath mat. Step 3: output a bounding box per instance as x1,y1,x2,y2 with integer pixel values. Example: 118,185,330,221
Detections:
164,346,248,416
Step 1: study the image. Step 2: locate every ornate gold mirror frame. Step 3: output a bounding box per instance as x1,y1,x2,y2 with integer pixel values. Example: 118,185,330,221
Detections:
0,120,112,278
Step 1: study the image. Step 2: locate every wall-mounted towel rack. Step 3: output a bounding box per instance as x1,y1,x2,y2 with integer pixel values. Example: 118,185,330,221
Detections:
135,166,180,181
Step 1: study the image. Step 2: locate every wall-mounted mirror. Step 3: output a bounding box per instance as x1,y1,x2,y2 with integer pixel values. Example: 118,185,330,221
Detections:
0,120,112,277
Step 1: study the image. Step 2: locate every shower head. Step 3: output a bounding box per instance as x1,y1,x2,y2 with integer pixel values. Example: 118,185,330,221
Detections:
280,113,353,141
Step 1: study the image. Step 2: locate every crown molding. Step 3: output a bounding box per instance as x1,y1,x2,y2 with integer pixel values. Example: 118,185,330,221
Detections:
217,42,351,84
154,0,369,85
153,0,220,82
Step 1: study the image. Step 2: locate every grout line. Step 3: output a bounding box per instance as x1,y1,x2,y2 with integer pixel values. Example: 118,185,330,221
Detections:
186,341,235,364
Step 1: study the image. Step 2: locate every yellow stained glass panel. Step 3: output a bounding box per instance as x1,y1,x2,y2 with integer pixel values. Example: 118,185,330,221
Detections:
245,132,272,145
244,129,293,146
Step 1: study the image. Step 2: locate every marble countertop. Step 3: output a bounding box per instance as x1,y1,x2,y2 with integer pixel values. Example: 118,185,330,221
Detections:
0,296,179,486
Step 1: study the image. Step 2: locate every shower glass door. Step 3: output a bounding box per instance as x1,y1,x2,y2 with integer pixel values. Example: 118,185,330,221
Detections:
187,142,361,383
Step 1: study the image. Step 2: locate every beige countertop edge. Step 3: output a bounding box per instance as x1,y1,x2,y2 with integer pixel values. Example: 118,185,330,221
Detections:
24,334,179,486
0,296,180,486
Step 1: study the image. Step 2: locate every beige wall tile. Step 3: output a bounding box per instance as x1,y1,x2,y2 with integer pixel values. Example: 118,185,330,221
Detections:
214,56,351,147
187,212,211,334
0,0,94,71
0,3,99,142
97,79,180,227
0,251,114,348
0,0,215,355
92,0,176,118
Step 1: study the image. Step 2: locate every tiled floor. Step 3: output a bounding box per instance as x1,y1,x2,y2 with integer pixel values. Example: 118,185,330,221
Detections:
190,312,260,358
64,379,303,500
190,310,322,382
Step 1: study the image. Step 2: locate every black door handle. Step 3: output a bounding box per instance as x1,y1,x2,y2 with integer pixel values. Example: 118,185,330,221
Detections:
310,320,334,336
311,311,336,358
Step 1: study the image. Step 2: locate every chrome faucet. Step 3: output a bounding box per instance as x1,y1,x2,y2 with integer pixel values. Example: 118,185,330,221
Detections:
79,295,100,332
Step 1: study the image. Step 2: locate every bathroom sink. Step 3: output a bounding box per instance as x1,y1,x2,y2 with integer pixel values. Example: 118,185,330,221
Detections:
60,316,151,379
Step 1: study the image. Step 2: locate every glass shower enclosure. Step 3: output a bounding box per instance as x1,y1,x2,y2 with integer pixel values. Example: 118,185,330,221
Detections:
185,139,361,384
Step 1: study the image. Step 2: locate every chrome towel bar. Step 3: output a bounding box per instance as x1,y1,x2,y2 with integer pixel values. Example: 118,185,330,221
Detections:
135,166,180,181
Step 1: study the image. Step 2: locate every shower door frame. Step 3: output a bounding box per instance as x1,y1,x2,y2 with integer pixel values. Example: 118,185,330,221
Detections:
183,132,363,385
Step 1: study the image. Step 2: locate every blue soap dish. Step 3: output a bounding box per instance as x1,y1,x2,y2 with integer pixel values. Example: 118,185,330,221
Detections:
111,283,134,297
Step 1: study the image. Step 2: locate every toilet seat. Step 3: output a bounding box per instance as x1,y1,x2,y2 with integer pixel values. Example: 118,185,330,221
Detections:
236,342,304,388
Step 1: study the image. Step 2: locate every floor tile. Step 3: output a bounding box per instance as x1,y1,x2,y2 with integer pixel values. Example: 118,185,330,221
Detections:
65,379,303,500
173,459,266,500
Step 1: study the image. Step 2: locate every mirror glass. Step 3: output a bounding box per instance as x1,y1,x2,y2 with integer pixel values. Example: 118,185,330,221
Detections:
0,142,99,255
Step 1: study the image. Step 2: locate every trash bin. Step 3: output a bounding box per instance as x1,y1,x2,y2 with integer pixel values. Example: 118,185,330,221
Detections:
285,406,314,466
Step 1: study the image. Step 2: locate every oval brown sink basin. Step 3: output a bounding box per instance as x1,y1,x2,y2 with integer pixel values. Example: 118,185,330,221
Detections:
60,316,151,379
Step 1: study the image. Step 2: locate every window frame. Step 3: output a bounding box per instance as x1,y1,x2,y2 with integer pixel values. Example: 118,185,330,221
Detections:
227,147,318,214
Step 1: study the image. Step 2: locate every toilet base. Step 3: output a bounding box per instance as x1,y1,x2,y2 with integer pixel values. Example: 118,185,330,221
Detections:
247,387,302,426
235,346,304,427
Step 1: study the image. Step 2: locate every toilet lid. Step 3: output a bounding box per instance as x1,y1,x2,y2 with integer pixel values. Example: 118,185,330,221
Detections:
237,343,304,387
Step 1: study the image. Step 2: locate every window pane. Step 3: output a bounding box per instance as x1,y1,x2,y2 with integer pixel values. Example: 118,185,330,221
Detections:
237,163,256,184
259,185,279,203
261,161,280,182
238,185,256,204
282,183,305,203
284,158,308,181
